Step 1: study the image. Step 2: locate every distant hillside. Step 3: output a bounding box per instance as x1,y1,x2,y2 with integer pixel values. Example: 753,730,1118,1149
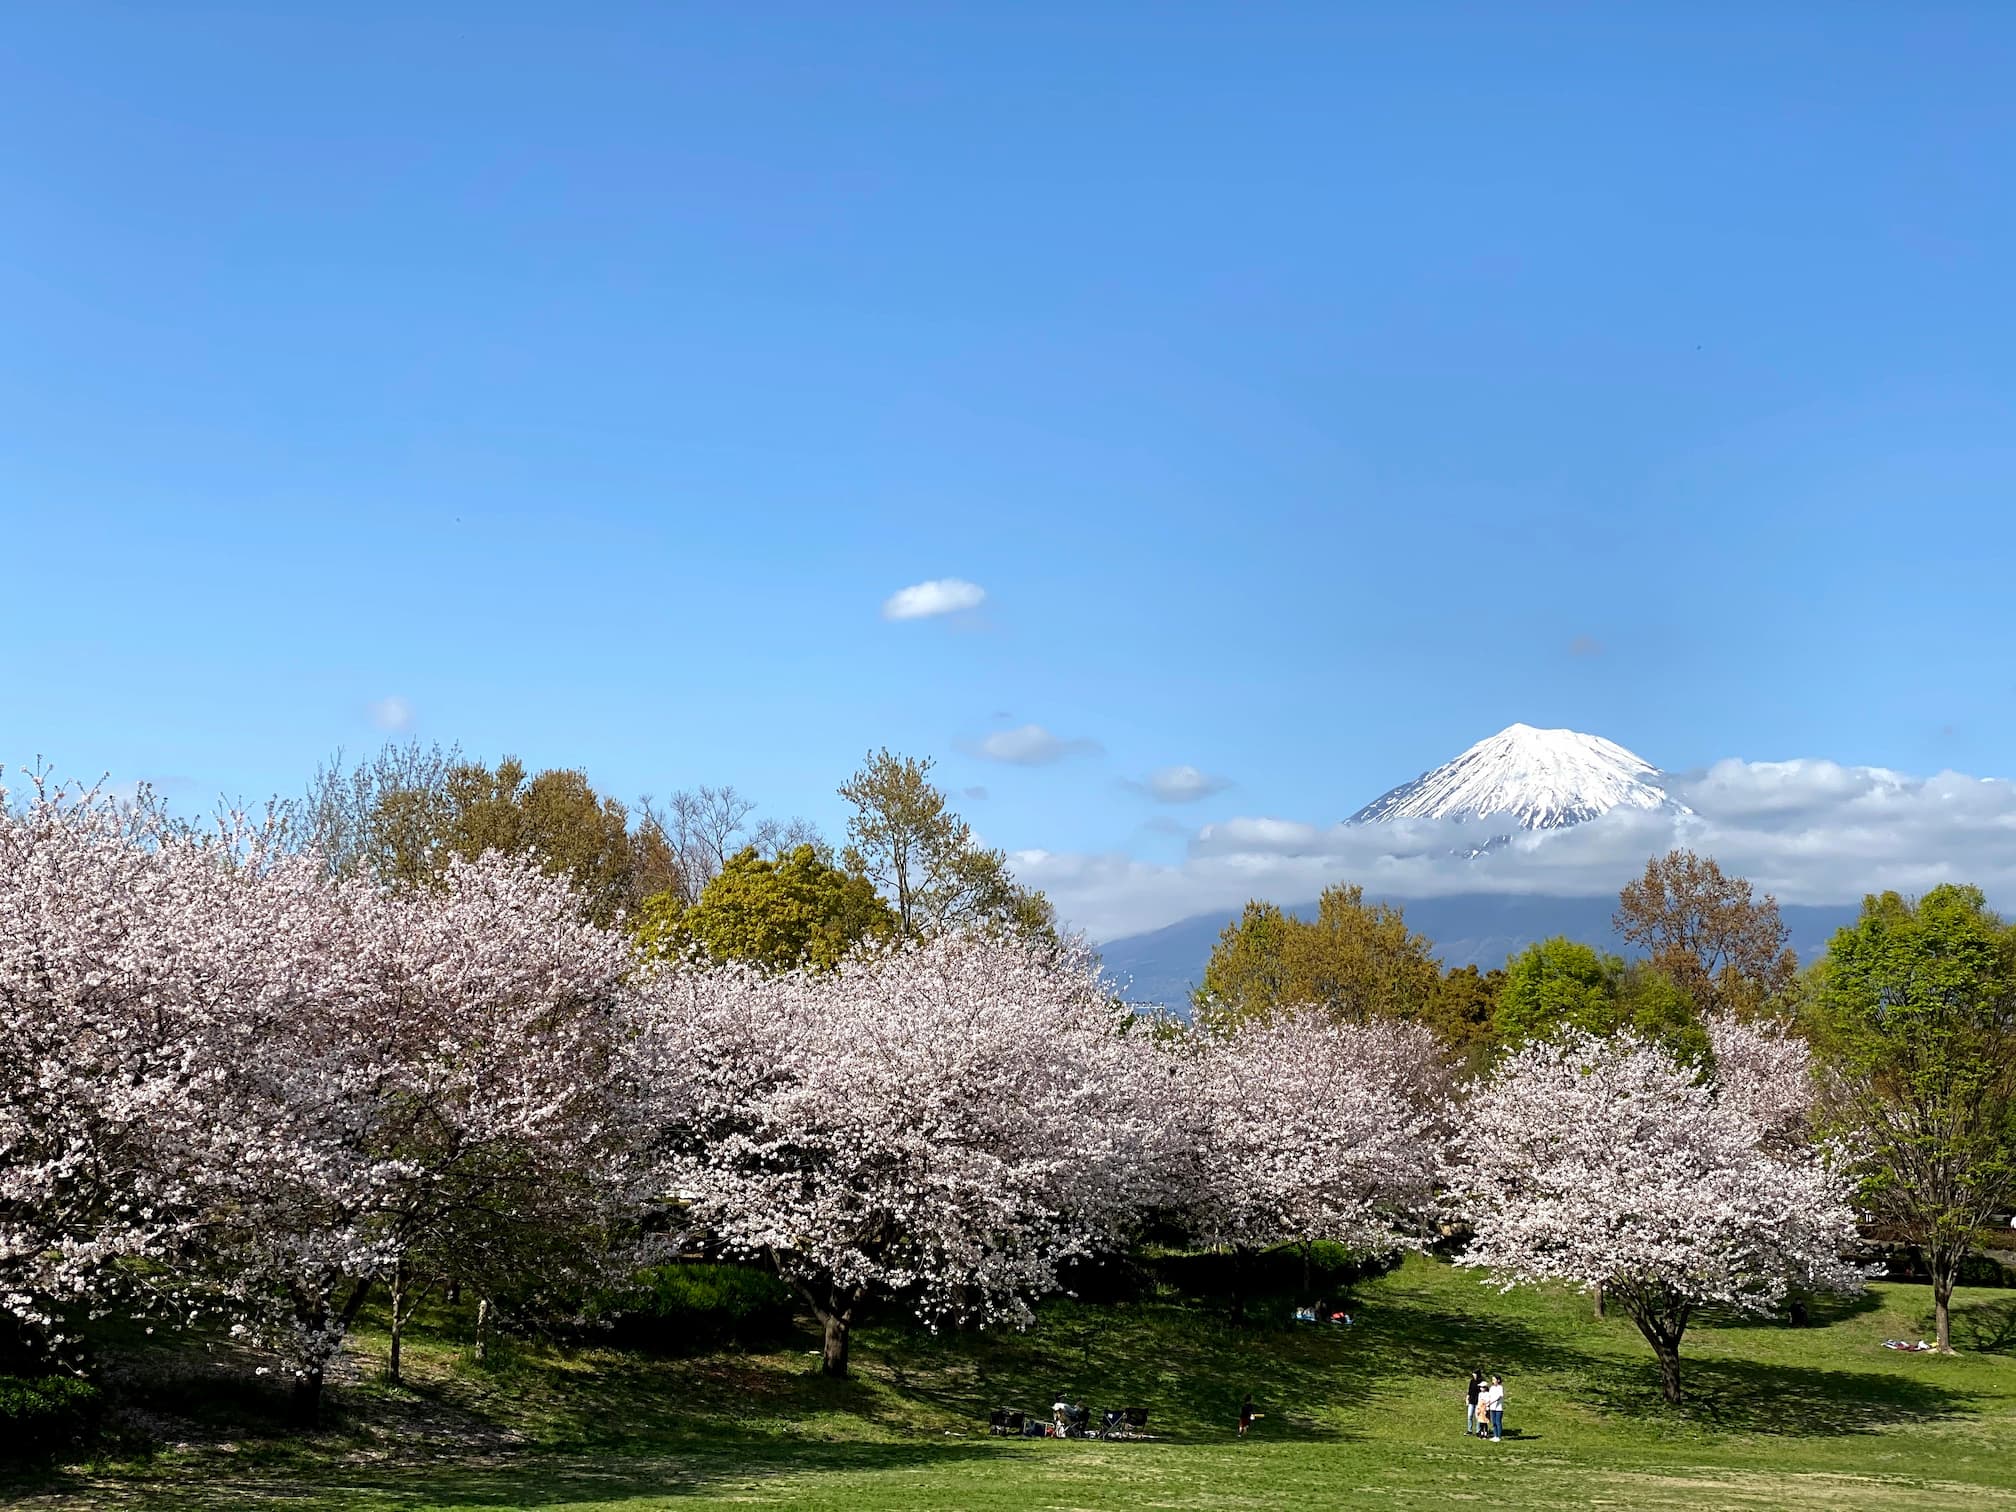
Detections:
1095,893,1863,1011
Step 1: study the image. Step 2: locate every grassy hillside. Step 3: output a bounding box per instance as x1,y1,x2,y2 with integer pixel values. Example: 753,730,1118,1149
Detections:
10,1254,2016,1511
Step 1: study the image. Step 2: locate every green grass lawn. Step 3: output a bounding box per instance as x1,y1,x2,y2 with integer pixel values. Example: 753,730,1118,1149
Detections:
10,1255,2016,1511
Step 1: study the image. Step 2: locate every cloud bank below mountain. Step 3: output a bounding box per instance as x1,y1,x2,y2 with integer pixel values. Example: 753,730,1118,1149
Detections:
1013,757,2016,941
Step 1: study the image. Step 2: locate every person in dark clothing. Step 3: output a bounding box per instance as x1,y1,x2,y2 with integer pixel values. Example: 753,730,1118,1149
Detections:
1465,1370,1485,1436
1238,1393,1261,1437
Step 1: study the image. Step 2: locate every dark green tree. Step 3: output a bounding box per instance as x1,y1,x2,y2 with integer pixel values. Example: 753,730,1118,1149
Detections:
1807,884,2016,1351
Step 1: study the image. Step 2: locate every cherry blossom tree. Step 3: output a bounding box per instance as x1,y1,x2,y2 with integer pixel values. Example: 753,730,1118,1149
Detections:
1174,1013,1445,1272
185,849,646,1417
637,934,1164,1376
0,777,212,1348
1446,1032,1863,1403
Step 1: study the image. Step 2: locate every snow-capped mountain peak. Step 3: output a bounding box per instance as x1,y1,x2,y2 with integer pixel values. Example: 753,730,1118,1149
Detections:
1348,724,1690,830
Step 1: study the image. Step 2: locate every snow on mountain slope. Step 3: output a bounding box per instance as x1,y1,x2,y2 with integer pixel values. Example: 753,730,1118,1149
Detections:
1348,724,1691,830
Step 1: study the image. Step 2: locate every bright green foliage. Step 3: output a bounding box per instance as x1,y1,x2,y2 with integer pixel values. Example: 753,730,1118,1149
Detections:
658,845,898,971
1496,936,1615,1044
1496,937,1705,1060
1194,885,1438,1029
1807,884,2016,1349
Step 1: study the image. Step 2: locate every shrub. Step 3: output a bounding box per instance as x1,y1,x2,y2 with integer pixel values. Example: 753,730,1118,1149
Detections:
0,1374,101,1462
591,1263,797,1355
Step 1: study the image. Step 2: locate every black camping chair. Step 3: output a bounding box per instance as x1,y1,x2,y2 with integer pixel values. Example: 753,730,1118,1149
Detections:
988,1408,1023,1436
1065,1403,1091,1438
1123,1407,1149,1429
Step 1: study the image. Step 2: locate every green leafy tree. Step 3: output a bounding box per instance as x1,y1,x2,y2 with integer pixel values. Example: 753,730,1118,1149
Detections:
1496,938,1706,1061
1495,937,1616,1046
1195,884,1439,1029
1807,884,2016,1351
658,844,897,971
1194,901,1294,1021
836,749,1054,943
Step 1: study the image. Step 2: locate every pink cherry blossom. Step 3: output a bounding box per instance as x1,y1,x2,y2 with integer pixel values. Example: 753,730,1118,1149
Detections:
634,934,1166,1376
1172,1012,1445,1259
1446,1031,1863,1402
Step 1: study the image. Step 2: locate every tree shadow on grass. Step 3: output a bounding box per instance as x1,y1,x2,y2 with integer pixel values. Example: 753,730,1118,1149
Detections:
1917,1294,2016,1355
869,1293,1609,1444
1579,1354,1979,1436
14,1441,1010,1510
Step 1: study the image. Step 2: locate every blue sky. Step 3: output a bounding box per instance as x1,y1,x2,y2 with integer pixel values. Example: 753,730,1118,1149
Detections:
4,5,2014,935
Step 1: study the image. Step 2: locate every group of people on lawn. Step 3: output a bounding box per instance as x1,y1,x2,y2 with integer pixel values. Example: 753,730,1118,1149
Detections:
1465,1370,1508,1441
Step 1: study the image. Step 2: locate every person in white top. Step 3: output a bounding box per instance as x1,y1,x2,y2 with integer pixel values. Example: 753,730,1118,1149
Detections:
1482,1376,1506,1441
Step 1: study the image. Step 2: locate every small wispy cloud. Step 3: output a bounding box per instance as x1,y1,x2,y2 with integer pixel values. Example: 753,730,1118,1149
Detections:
967,724,1101,766
1569,635,1604,658
368,696,415,732
963,785,991,801
1126,764,1233,804
882,578,987,621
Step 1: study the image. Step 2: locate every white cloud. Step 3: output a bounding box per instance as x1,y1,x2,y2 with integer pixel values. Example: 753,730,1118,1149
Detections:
1008,757,2016,942
1128,764,1233,803
968,724,1102,766
881,578,987,621
368,696,414,732
963,785,990,801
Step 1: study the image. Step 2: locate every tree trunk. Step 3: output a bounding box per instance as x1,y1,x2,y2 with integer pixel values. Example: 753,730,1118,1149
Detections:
388,1261,407,1385
1300,1242,1313,1297
289,1275,373,1424
475,1296,493,1365
1592,1282,1605,1320
1654,1342,1683,1404
1627,1303,1690,1405
290,1366,325,1426
821,1310,851,1378
1922,1236,1965,1352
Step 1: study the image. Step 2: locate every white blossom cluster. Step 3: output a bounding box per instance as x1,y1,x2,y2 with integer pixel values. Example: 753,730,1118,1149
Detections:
1444,1025,1864,1396
0,778,645,1392
634,936,1175,1343
1171,1013,1446,1256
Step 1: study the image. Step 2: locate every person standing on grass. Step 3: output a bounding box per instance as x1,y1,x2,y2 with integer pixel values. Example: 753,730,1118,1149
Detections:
1465,1370,1485,1436
1483,1375,1505,1441
1238,1393,1260,1437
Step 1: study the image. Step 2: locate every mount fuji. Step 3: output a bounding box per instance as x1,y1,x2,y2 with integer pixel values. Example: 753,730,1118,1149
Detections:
1092,725,1842,1008
1348,723,1691,831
